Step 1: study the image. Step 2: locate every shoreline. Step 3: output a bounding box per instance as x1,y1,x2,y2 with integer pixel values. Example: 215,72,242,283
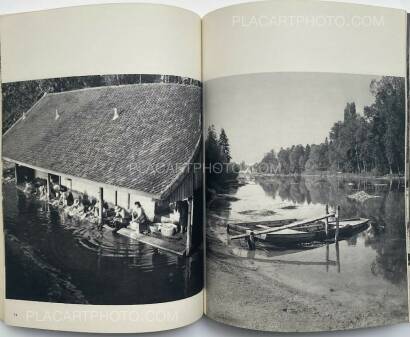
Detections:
206,248,408,332
252,172,405,180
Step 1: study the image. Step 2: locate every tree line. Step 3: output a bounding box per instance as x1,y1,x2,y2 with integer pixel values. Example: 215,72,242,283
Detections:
205,126,239,191
254,77,405,176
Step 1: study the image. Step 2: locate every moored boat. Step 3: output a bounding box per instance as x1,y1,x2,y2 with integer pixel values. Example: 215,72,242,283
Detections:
228,217,369,247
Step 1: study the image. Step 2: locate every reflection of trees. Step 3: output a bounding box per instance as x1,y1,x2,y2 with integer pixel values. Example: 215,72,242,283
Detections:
363,191,407,285
257,178,280,199
257,176,312,204
256,176,406,285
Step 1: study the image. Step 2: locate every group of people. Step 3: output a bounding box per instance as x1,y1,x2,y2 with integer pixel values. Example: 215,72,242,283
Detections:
21,179,187,237
49,186,105,222
111,201,149,233
23,181,49,201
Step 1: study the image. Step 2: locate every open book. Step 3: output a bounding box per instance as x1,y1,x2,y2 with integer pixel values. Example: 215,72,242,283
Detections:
0,0,409,333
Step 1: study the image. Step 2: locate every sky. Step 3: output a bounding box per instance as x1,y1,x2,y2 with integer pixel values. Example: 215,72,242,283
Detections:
204,72,381,164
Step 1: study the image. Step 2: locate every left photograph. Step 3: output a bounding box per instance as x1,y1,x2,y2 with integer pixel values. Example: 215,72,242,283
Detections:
2,74,203,305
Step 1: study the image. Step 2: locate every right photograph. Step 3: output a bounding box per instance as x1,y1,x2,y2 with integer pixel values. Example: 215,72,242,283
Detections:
205,72,409,331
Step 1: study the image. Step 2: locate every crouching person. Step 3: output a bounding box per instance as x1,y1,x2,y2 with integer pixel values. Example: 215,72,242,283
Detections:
112,206,126,232
131,201,149,234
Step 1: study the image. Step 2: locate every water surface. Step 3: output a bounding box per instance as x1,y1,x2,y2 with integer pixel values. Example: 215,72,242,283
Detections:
4,183,203,305
207,175,408,314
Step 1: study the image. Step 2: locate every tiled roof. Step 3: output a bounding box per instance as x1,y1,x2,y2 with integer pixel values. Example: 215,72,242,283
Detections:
2,84,201,198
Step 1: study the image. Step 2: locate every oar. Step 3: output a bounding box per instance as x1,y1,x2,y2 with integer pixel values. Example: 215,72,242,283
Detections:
229,213,335,240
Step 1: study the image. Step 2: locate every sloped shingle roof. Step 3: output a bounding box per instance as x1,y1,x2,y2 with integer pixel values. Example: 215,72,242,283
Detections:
2,83,201,198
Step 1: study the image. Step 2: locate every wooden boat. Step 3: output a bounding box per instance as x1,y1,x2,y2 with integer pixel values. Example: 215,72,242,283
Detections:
228,217,369,246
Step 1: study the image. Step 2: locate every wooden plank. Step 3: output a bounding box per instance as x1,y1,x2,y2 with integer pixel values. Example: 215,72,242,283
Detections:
228,219,297,233
186,198,193,256
98,187,104,224
117,228,186,256
231,219,297,228
138,236,186,256
230,213,335,240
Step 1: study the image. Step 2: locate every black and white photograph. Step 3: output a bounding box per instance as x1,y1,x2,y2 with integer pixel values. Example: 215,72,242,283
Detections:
205,72,409,331
407,13,410,314
2,74,203,305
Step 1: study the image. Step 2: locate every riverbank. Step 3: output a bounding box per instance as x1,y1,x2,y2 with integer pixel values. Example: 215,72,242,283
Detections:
206,247,408,332
253,171,404,180
205,176,408,331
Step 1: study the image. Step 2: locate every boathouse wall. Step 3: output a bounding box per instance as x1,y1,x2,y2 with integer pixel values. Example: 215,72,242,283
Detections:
31,165,156,219
62,174,156,220
34,170,48,180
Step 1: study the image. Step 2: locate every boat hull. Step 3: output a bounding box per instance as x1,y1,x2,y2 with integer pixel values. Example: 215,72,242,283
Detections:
261,231,317,244
229,218,369,246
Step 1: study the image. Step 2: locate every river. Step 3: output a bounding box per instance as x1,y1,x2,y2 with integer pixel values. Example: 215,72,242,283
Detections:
206,175,408,331
3,182,203,305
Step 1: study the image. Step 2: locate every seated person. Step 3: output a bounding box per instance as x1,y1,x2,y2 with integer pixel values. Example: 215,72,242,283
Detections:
53,188,61,200
66,191,74,206
52,183,60,195
58,191,68,207
23,182,35,194
38,185,47,200
68,198,85,216
94,200,101,217
112,206,126,231
81,195,91,210
80,199,95,220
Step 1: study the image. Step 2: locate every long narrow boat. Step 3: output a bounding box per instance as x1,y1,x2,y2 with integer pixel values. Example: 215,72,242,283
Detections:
228,218,369,246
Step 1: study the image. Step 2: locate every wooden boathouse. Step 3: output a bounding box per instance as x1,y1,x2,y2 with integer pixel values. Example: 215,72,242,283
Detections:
2,83,202,255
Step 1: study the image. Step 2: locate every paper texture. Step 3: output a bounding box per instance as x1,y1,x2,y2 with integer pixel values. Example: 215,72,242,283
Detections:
203,0,406,80
0,3,203,332
4,293,203,333
203,0,409,331
0,4,201,83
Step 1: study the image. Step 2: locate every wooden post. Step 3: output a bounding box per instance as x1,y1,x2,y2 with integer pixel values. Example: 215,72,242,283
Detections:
226,224,230,234
127,193,131,210
335,241,341,273
115,190,118,206
246,231,256,250
335,205,340,242
98,187,104,224
186,198,193,256
14,164,19,185
46,175,50,200
326,243,329,272
325,204,329,237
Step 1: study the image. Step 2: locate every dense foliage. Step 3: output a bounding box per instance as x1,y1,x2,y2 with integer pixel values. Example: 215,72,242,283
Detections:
205,125,239,190
254,77,405,176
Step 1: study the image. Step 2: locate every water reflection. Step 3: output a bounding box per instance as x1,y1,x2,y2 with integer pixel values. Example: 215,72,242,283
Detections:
208,175,407,286
4,183,203,304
